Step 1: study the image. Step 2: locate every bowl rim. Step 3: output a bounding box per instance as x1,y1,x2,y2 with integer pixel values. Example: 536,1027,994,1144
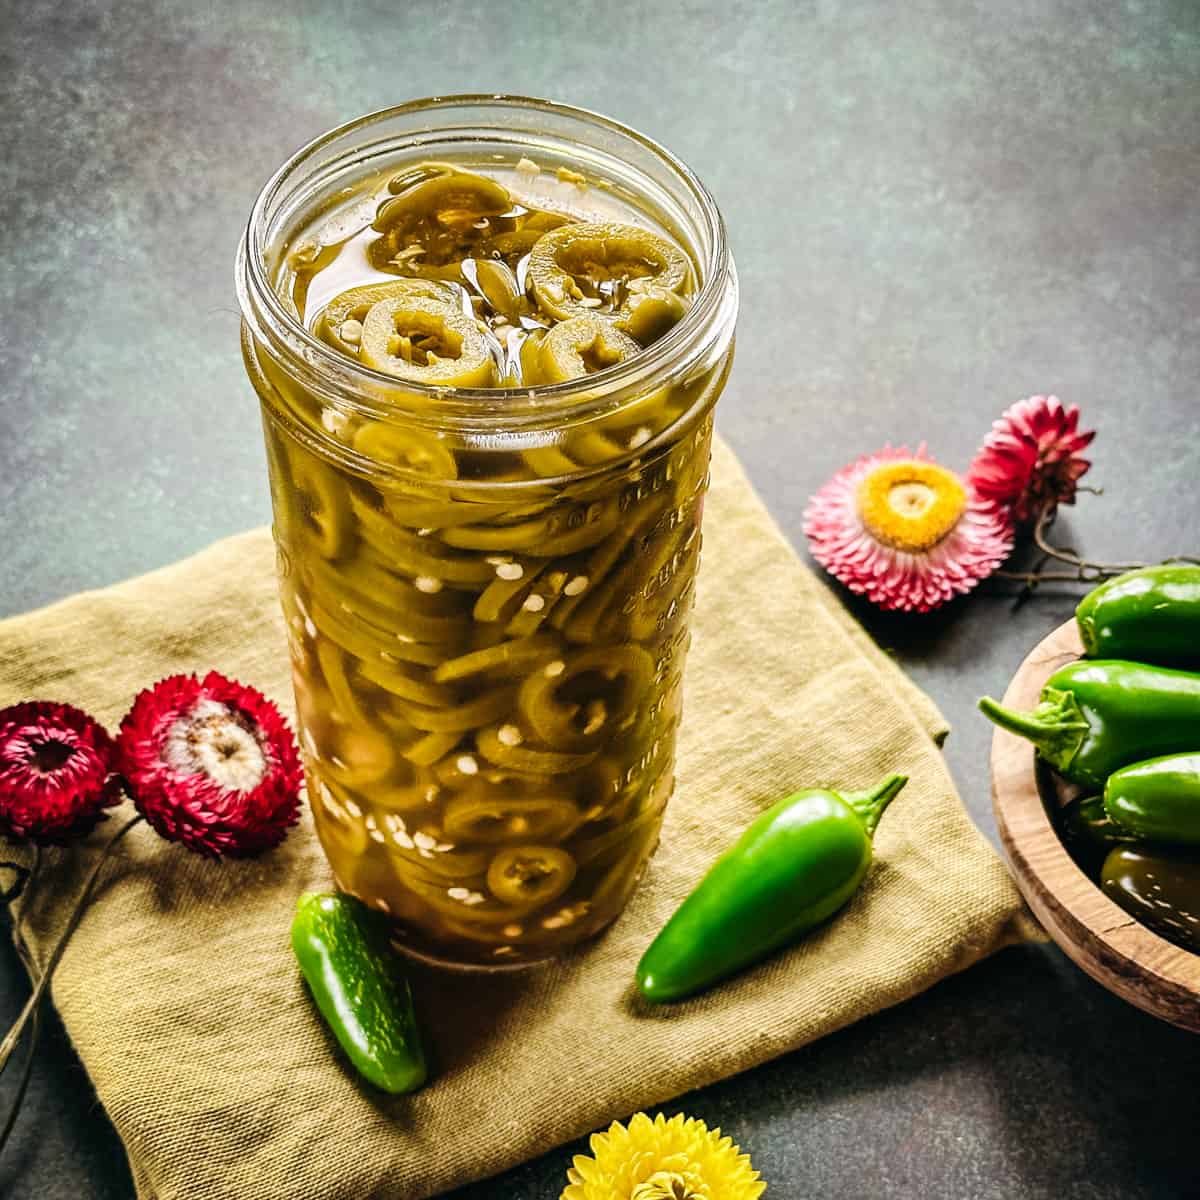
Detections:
989,617,1200,1032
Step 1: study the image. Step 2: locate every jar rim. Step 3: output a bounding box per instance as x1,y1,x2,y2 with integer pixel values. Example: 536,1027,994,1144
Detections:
236,94,734,429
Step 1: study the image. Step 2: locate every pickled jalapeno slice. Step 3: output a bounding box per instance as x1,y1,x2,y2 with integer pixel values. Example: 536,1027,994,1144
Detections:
442,788,580,843
476,724,598,775
387,686,516,734
274,435,354,560
486,845,577,907
528,221,692,324
316,279,456,354
352,420,460,478
536,315,642,384
370,168,516,273
358,294,498,388
517,644,654,751
432,633,562,684
614,283,689,344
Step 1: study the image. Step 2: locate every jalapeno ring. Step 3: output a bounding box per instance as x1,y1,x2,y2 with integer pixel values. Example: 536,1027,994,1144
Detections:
275,437,354,560
486,845,577,907
528,221,691,324
359,294,498,389
536,316,642,384
517,644,654,752
352,420,461,480
371,169,515,271
442,788,580,844
317,279,457,354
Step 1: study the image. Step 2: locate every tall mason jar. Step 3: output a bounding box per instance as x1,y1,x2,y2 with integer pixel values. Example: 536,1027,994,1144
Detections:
236,97,737,968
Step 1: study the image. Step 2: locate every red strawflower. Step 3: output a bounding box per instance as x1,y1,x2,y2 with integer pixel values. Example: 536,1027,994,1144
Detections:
0,702,121,845
967,395,1095,525
116,672,303,859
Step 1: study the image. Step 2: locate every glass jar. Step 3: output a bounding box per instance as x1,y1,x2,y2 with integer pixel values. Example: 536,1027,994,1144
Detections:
236,97,737,968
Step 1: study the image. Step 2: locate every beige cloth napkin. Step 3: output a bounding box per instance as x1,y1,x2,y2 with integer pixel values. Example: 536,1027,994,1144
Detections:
1,437,1030,1200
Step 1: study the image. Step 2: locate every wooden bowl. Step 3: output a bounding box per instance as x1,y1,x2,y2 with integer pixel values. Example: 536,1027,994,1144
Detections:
990,619,1200,1032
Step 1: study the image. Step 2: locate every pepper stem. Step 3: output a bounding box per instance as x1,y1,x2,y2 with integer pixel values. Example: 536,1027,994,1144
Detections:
843,773,908,838
977,688,1090,775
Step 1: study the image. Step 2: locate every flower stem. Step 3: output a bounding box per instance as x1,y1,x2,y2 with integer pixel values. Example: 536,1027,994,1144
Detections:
9,845,42,969
0,814,143,1075
995,502,1200,593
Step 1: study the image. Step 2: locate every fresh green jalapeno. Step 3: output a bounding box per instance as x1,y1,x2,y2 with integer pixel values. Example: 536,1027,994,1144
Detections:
979,660,1200,791
291,892,428,1094
1103,753,1200,846
637,774,908,1003
1077,565,1200,669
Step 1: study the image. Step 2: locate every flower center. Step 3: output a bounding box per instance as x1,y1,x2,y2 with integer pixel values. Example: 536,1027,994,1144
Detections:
29,736,75,774
632,1173,702,1200
164,699,267,793
857,461,966,551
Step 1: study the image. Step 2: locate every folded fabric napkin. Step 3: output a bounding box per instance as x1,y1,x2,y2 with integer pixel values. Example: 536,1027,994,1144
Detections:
0,437,1031,1200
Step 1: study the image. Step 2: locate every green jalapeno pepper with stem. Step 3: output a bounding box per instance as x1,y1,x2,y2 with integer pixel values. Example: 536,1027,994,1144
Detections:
978,660,1200,792
1077,565,1200,669
1102,753,1200,846
636,773,908,1003
1101,846,1200,953
291,892,428,1094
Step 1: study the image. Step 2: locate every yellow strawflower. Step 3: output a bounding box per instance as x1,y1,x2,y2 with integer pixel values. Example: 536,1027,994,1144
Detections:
562,1111,766,1199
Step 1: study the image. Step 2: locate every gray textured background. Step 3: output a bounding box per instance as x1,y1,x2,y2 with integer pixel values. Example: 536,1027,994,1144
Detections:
2,1,1199,1197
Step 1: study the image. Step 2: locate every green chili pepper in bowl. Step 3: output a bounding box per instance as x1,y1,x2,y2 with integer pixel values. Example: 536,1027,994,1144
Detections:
979,660,1200,791
291,892,429,1094
1101,846,1200,953
1103,753,1200,847
1077,564,1200,669
636,773,907,1004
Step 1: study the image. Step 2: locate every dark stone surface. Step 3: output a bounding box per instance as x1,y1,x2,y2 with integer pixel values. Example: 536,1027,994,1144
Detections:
1,0,1198,1196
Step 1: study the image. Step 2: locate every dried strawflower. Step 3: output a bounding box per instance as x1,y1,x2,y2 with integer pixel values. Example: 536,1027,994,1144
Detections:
967,394,1095,525
804,445,1014,613
0,702,121,845
563,1112,765,1200
116,671,302,858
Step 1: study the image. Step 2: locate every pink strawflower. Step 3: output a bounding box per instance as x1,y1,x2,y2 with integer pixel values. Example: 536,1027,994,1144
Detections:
804,445,1014,613
0,702,122,844
116,672,303,859
967,395,1095,525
